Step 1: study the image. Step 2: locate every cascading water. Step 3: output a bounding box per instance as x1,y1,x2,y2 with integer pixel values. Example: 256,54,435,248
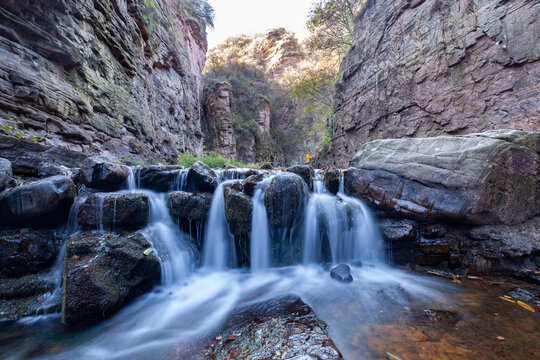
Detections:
169,169,188,192
250,177,273,271
303,169,383,264
203,182,237,269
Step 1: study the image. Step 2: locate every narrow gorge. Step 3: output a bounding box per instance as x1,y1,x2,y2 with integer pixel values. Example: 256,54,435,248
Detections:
0,1,539,360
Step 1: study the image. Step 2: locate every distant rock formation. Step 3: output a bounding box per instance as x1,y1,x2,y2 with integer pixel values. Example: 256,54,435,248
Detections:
0,0,208,164
321,0,540,167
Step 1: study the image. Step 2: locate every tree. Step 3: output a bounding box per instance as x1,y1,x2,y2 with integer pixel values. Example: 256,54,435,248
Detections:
305,0,366,55
182,0,215,29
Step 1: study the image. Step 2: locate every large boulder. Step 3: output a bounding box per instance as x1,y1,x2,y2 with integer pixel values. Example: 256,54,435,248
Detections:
0,157,16,192
77,193,149,231
244,174,265,196
345,131,539,225
80,157,130,191
0,176,76,227
167,191,212,221
187,161,218,193
0,229,57,278
264,173,307,228
62,232,161,326
286,165,315,189
138,166,185,192
325,169,340,195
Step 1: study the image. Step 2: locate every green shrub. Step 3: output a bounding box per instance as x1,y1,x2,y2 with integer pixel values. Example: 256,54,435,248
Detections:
178,153,259,169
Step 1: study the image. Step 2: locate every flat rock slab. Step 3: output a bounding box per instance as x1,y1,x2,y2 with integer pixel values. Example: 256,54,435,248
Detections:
205,295,343,360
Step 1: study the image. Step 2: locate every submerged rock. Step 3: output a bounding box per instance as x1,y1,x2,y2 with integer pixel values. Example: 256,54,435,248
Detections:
330,264,353,283
167,191,212,221
206,295,342,360
80,157,130,191
0,175,76,227
264,172,307,228
62,232,160,326
346,131,539,225
187,161,218,193
0,229,57,278
77,193,149,231
286,165,315,189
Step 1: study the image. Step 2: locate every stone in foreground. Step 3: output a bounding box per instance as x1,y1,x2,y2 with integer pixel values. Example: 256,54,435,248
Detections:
187,161,218,193
346,131,539,225
264,172,307,228
0,175,76,227
330,264,353,283
62,232,160,326
205,296,342,360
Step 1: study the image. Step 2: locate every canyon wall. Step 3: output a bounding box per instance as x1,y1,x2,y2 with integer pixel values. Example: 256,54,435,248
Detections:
321,0,540,167
0,0,207,164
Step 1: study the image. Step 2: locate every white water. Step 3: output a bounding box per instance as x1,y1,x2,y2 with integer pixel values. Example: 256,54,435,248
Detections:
203,182,237,269
169,169,188,192
6,167,451,360
250,177,273,271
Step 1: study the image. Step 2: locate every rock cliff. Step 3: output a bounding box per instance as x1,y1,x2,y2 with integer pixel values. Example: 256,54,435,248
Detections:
321,0,540,167
0,0,207,163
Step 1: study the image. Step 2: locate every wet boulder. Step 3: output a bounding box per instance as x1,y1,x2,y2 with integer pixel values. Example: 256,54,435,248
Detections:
380,219,418,243
330,264,353,283
244,174,265,196
138,165,185,192
0,176,76,227
325,169,340,195
0,157,16,192
286,165,315,189
167,191,212,221
62,232,161,326
77,193,149,231
224,185,252,236
346,130,539,225
0,229,57,278
187,161,218,193
80,156,130,191
205,295,343,360
264,172,307,228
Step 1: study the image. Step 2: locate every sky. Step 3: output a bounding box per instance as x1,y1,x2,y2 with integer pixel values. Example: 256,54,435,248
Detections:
206,0,314,49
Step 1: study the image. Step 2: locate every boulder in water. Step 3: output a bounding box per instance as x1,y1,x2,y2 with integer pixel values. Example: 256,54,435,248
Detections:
264,172,307,228
62,232,161,326
0,229,57,278
224,185,252,236
286,165,315,189
77,193,150,231
325,169,340,195
0,175,76,227
167,191,213,221
330,264,353,283
244,174,265,196
346,130,539,225
138,165,185,192
80,156,130,191
187,161,218,193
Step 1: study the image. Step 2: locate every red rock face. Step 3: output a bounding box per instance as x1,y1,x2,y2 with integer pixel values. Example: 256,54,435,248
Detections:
321,0,540,167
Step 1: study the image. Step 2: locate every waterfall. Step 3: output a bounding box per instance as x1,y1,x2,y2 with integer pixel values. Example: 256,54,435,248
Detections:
303,169,383,265
170,169,188,192
203,182,237,269
250,177,273,271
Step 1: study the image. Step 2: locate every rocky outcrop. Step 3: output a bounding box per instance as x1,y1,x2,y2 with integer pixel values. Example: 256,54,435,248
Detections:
322,0,540,167
77,193,150,231
0,175,76,227
286,165,315,189
223,184,252,236
0,0,207,164
264,173,307,228
138,166,185,192
201,81,237,159
187,161,218,193
0,135,87,177
80,157,130,191
62,232,160,326
205,296,342,360
0,157,16,191
0,229,57,278
345,131,539,225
